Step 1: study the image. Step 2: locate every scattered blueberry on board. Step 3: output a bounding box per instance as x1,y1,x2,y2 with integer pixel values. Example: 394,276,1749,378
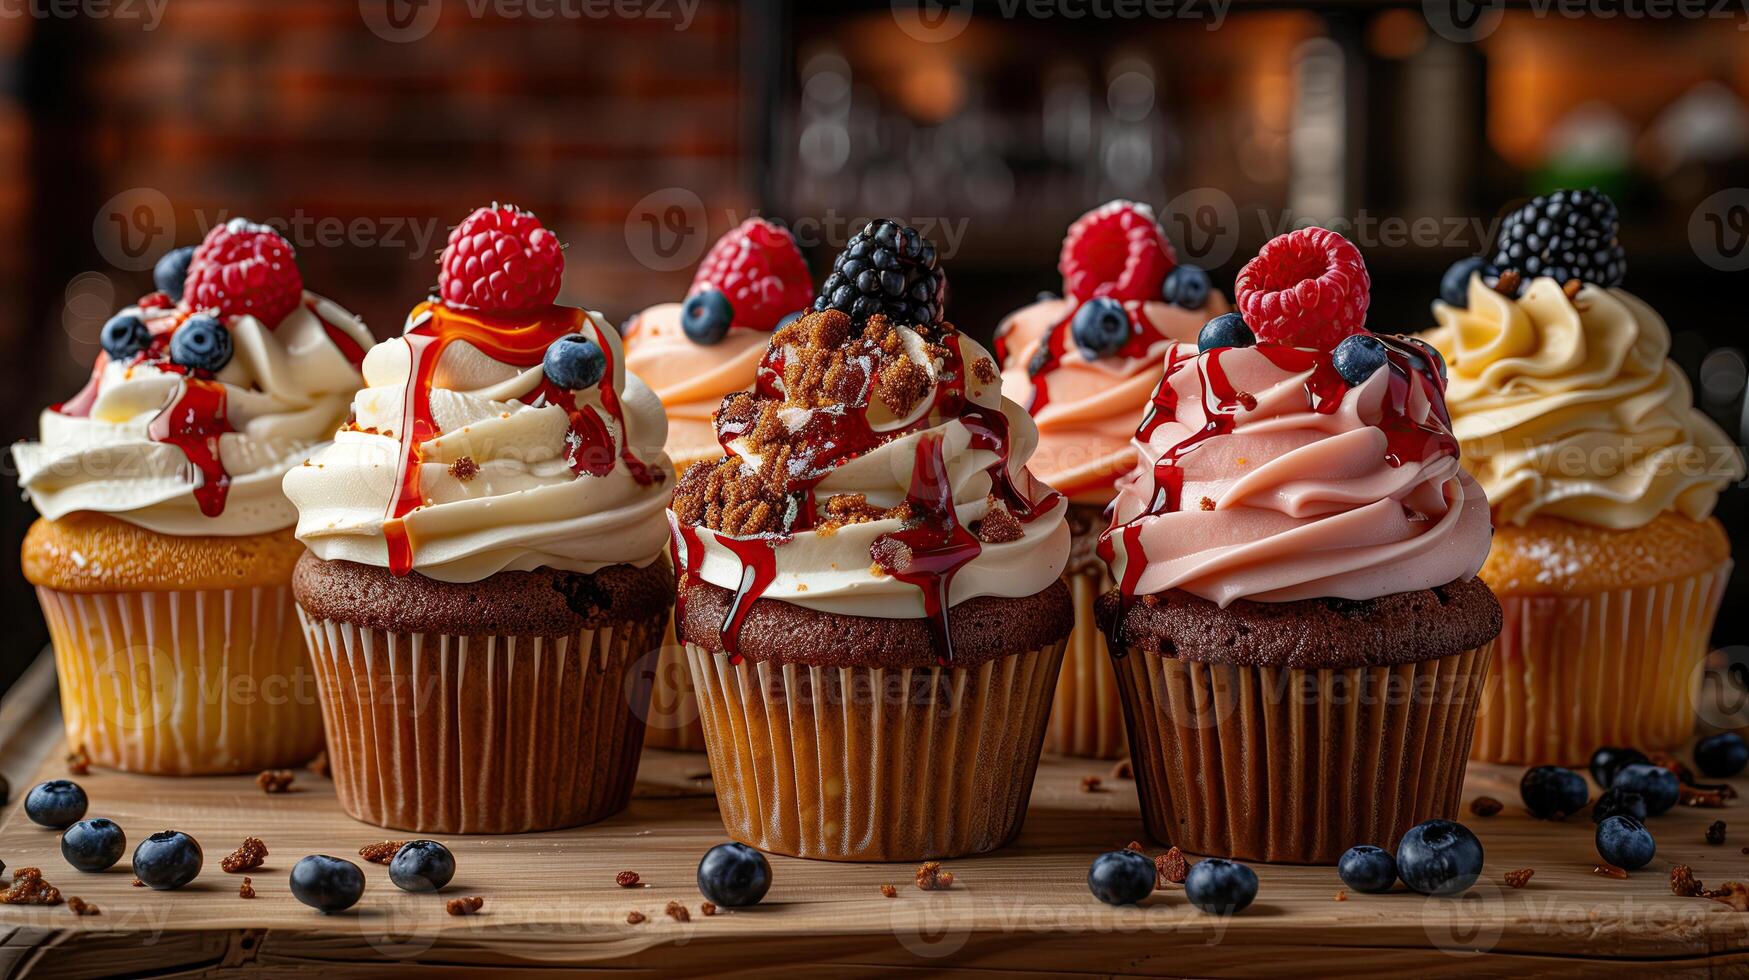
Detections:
1337,845,1397,894
133,831,203,890
1087,850,1156,906
168,315,233,373
1438,256,1497,308
1197,312,1254,352
1162,264,1211,310
543,334,607,391
61,818,126,873
154,245,197,302
388,840,455,893
1395,819,1483,897
681,289,734,346
1589,746,1651,789
24,780,87,829
101,313,154,361
1591,787,1649,825
1596,816,1656,871
1612,763,1679,816
291,855,366,913
1331,333,1387,385
697,842,771,908
1520,765,1589,820
1695,733,1749,779
1183,858,1258,915
1071,297,1130,359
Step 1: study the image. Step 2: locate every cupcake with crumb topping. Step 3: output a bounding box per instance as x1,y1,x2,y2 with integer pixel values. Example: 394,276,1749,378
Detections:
1423,189,1743,764
670,219,1072,861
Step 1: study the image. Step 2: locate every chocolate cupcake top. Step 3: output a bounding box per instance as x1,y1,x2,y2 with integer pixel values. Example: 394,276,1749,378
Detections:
1101,228,1492,609
668,219,1071,665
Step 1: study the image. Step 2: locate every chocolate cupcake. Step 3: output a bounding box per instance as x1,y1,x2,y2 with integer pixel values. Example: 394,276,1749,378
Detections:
283,205,674,834
670,220,1073,861
1100,229,1501,864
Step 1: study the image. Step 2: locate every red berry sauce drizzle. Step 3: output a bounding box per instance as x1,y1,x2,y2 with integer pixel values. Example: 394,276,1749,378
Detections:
380,301,658,576
1096,335,1454,644
1015,300,1180,416
674,332,1062,666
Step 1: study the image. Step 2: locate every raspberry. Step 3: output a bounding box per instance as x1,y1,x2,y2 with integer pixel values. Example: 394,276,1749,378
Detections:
439,204,564,313
1058,200,1175,302
691,218,812,331
183,219,304,327
1234,227,1369,349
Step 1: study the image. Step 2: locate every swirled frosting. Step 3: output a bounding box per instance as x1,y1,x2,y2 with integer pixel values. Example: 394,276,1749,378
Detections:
669,310,1069,660
1101,339,1492,607
997,295,1229,503
1424,275,1744,529
622,302,768,467
15,295,372,537
284,301,674,582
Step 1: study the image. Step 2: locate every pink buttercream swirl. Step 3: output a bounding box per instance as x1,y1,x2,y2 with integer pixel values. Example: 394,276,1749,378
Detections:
1100,337,1491,607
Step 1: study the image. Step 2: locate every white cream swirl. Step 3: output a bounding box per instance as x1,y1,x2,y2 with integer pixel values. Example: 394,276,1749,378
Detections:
284,304,674,582
15,294,371,536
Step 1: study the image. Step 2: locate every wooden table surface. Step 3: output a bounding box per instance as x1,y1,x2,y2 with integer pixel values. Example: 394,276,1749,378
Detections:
0,654,1746,978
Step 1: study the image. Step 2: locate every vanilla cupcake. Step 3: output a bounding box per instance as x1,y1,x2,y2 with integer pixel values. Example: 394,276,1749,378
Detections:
623,218,813,750
16,219,371,775
1424,189,1744,764
285,205,674,833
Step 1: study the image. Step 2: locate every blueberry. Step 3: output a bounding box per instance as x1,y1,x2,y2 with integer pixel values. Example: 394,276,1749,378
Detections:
61,818,126,872
1183,858,1258,915
1196,312,1254,352
1087,849,1156,906
681,289,734,345
1438,256,1497,308
290,854,365,913
1162,264,1211,309
388,840,455,893
1395,819,1484,896
1337,844,1397,894
1613,763,1680,816
24,780,87,829
542,334,607,390
1592,787,1648,825
154,246,196,302
1331,333,1388,386
169,315,233,373
101,314,153,361
1590,746,1651,789
132,830,202,890
1596,815,1656,871
1520,766,1589,820
696,842,771,908
1071,297,1130,359
1696,733,1749,779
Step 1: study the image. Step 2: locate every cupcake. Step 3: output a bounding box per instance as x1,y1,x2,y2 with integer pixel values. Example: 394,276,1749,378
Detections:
1099,228,1501,864
623,218,813,751
670,219,1073,861
996,201,1229,758
15,219,371,775
284,205,675,833
1424,189,1744,764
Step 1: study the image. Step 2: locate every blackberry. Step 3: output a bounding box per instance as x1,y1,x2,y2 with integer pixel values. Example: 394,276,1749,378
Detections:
1490,188,1626,288
813,219,946,330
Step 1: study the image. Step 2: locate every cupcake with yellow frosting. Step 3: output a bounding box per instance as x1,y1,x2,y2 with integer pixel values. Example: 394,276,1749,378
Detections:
15,219,372,774
622,218,813,750
1424,189,1744,764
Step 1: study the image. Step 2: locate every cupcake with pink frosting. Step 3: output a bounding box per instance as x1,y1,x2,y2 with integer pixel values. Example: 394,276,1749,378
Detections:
995,201,1228,758
623,218,813,750
1097,228,1502,864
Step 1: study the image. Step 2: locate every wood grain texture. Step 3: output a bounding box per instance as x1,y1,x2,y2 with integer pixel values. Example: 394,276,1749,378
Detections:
0,656,1747,976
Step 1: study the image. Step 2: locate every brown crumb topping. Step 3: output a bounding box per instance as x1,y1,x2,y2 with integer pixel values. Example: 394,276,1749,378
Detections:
1157,847,1188,886
66,745,90,776
880,884,897,898
664,900,690,922
1198,496,1215,512
256,770,295,794
447,896,485,916
222,837,268,874
915,861,954,891
359,841,404,865
975,501,1024,544
66,896,98,916
448,456,479,482
1468,796,1504,817
1079,775,1102,793
626,910,647,925
1125,840,1145,853
1493,270,1523,296
1709,820,1728,845
615,870,640,888
239,877,256,899
700,901,718,916
1504,868,1534,889
308,751,331,779
3,869,62,906
972,357,999,385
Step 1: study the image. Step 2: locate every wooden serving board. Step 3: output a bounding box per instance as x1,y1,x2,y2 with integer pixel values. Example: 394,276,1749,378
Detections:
0,653,1747,978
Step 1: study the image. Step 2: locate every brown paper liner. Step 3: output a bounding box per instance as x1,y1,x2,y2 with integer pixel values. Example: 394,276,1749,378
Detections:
686,640,1066,861
1114,643,1494,864
1471,562,1729,765
299,610,664,834
36,584,323,775
642,613,706,751
1045,566,1127,759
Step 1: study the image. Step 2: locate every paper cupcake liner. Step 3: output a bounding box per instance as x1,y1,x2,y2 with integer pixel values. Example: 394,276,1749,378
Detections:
686,640,1067,861
36,585,323,776
641,614,706,751
1471,562,1730,765
299,610,664,834
1113,643,1493,864
1045,567,1127,759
